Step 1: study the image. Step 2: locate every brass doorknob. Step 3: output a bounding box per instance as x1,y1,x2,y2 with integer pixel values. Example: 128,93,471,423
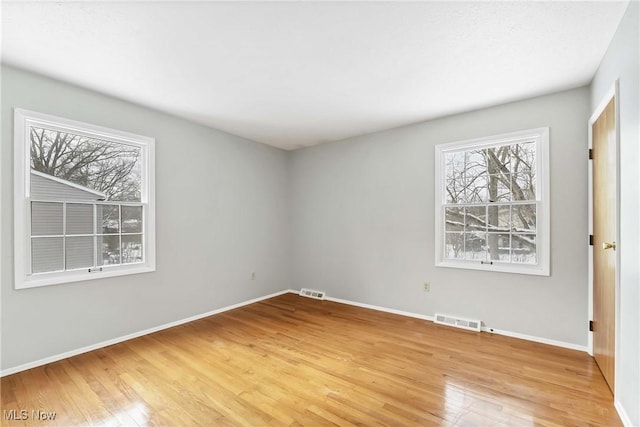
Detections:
602,241,616,250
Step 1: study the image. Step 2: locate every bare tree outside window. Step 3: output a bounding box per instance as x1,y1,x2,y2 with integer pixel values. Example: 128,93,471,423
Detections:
14,109,155,289
443,142,537,264
29,127,144,273
30,127,141,202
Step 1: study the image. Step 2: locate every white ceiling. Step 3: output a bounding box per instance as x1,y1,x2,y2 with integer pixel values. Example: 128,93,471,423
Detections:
1,1,629,150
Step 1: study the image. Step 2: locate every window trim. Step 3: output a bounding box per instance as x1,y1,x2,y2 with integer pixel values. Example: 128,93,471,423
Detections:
14,108,156,289
434,127,550,276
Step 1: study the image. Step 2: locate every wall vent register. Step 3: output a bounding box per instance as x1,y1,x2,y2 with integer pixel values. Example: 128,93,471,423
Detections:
434,313,481,332
299,288,326,300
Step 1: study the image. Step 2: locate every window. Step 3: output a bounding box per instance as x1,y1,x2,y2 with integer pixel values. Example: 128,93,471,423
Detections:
435,128,549,275
14,109,155,289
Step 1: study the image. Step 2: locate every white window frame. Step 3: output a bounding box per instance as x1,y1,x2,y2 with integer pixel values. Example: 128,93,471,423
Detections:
14,109,156,289
434,127,550,276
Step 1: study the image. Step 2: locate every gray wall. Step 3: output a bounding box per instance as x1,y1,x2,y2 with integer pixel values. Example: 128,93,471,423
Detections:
1,66,290,371
591,1,640,424
291,87,590,346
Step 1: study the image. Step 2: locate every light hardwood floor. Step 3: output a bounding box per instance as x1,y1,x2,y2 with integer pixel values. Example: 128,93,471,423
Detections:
1,293,620,426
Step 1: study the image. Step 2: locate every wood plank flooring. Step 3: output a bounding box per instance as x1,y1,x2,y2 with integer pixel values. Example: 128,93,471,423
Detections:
1,293,620,426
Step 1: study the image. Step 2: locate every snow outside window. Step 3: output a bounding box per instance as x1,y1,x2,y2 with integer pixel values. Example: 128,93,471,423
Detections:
14,109,156,289
434,128,550,276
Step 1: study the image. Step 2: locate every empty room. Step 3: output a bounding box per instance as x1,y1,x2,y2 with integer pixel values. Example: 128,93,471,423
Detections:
1,1,638,426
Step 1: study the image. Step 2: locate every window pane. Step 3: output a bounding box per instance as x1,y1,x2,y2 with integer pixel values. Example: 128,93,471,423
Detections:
465,173,488,203
486,146,511,174
512,204,536,232
510,142,536,175
444,232,464,259
487,205,510,232
465,149,487,177
121,235,143,264
465,206,486,233
465,149,488,203
513,173,536,201
66,203,94,235
445,177,465,203
512,234,536,264
487,233,510,262
445,207,464,231
30,127,141,202
486,174,511,202
445,152,466,203
31,237,63,273
31,202,63,236
122,206,143,233
464,232,487,260
66,236,94,270
99,235,120,265
100,205,120,234
445,151,465,177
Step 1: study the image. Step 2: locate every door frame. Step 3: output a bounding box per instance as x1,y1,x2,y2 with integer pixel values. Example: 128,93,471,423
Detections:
587,79,620,393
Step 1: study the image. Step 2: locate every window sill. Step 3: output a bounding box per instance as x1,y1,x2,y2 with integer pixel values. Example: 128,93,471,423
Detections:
15,265,156,290
436,260,549,276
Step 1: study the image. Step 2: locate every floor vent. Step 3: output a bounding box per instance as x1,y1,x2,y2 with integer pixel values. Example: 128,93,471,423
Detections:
434,313,481,332
299,288,326,300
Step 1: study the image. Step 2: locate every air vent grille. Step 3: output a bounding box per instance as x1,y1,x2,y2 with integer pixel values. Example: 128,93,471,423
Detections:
299,288,326,300
434,313,481,332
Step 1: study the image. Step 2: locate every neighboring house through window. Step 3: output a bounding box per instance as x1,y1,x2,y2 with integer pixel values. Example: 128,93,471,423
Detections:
434,128,550,275
14,109,155,289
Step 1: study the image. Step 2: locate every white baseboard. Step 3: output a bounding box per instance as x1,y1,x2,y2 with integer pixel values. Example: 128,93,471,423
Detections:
0,289,290,377
324,295,434,322
479,326,588,352
614,400,634,427
288,290,588,353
